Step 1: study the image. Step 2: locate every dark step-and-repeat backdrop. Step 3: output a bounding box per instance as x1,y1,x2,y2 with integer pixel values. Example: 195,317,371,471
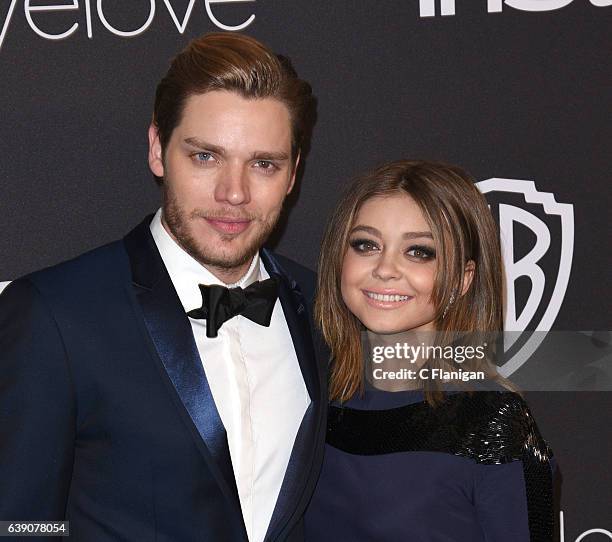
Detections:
1,1,610,539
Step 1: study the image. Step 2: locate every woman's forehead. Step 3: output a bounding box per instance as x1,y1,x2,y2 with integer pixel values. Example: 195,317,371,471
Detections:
354,194,431,232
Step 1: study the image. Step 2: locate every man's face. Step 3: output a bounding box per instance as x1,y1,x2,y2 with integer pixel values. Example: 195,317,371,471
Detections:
148,90,297,280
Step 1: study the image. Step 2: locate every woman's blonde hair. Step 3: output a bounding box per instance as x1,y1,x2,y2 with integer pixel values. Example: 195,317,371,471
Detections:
316,160,515,405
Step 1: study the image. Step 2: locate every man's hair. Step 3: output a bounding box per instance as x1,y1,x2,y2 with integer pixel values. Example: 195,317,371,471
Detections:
153,32,315,167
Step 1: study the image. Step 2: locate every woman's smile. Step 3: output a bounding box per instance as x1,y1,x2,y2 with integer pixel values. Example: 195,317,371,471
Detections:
362,289,414,308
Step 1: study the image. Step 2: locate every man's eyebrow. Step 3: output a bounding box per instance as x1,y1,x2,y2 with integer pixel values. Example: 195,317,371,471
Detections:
349,225,433,240
251,151,290,161
183,138,226,155
183,138,289,162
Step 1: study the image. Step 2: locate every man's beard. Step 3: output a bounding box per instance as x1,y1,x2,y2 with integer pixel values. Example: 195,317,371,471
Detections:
162,188,281,271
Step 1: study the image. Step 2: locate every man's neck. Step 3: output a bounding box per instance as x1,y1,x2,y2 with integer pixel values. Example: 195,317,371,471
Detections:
204,260,253,286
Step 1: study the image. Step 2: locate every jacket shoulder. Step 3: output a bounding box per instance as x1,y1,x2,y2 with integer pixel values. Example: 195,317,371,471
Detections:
16,240,130,303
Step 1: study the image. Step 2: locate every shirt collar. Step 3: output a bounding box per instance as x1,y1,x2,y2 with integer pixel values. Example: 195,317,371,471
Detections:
149,208,263,312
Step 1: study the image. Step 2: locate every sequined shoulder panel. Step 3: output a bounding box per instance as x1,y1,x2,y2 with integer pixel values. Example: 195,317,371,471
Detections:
327,391,554,541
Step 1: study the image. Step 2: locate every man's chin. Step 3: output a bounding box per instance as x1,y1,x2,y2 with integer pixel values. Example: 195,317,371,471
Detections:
168,212,277,271
184,244,252,269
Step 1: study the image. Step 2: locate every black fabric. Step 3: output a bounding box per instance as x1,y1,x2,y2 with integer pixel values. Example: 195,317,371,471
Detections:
187,277,279,338
327,390,554,542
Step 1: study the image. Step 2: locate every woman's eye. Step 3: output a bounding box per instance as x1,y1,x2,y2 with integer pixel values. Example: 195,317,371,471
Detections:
349,239,379,253
406,246,436,260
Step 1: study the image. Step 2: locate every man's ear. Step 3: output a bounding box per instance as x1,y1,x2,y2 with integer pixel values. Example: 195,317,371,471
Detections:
461,260,476,296
148,123,164,178
287,152,301,195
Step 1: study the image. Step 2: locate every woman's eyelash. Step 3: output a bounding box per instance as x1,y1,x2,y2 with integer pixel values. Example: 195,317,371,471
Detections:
348,239,436,259
407,245,436,259
349,238,379,252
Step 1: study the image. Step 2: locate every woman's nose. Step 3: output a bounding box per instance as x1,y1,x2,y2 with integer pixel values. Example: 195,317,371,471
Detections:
372,252,402,281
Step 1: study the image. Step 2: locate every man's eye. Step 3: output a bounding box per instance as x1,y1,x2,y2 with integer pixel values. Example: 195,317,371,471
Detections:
193,152,214,163
349,239,379,253
254,160,278,172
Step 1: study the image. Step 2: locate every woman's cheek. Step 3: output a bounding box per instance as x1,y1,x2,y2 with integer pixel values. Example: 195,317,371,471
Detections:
405,264,436,299
340,258,365,313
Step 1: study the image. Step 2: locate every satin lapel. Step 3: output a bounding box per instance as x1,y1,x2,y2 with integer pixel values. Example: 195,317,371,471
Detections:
261,249,319,401
260,249,324,540
123,217,244,526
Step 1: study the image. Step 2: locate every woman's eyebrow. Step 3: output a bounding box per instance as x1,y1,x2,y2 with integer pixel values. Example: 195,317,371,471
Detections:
349,225,433,240
350,225,381,237
402,231,433,240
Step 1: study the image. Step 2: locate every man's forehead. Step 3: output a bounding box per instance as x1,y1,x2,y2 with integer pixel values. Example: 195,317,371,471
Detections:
181,91,291,124
175,90,292,150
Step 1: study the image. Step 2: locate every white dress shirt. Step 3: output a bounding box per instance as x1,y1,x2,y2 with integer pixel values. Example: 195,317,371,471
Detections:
150,209,311,542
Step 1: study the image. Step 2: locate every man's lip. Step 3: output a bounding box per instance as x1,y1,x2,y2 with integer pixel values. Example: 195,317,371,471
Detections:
204,217,252,234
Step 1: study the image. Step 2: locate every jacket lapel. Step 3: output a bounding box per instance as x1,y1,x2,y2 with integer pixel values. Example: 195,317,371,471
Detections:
260,249,325,541
123,217,245,531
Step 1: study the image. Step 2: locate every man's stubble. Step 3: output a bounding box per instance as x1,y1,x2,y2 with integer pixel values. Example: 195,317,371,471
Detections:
162,184,282,273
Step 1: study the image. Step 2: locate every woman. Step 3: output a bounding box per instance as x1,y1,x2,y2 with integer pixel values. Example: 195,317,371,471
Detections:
304,160,555,541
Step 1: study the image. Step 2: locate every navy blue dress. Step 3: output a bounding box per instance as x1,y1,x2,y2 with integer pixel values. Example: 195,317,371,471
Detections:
304,386,554,541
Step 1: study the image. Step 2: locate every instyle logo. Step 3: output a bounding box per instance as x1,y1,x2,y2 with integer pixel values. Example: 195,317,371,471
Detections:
419,0,611,17
476,178,574,376
0,0,256,52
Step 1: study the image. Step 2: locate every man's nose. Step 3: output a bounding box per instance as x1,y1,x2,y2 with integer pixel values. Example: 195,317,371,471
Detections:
214,163,250,205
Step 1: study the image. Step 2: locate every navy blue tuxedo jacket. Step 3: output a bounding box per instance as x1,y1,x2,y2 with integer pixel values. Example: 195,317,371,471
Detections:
0,216,328,541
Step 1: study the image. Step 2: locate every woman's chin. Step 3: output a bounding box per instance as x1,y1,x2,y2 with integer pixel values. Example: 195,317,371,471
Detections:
361,320,412,335
362,317,437,336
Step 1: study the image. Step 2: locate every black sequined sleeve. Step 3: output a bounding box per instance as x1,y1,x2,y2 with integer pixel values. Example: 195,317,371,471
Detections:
462,393,555,542
511,395,555,541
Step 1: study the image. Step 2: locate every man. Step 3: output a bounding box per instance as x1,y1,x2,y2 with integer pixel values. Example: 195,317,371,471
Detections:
0,33,326,542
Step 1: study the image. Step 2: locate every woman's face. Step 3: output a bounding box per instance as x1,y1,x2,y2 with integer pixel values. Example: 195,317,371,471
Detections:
341,193,438,334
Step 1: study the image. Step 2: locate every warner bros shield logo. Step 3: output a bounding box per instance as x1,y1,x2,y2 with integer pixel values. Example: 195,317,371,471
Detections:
475,178,574,377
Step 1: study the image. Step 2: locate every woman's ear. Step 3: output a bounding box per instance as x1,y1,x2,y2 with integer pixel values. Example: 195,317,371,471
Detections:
461,260,476,296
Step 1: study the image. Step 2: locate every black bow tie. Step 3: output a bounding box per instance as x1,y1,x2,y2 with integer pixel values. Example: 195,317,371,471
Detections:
186,277,279,338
